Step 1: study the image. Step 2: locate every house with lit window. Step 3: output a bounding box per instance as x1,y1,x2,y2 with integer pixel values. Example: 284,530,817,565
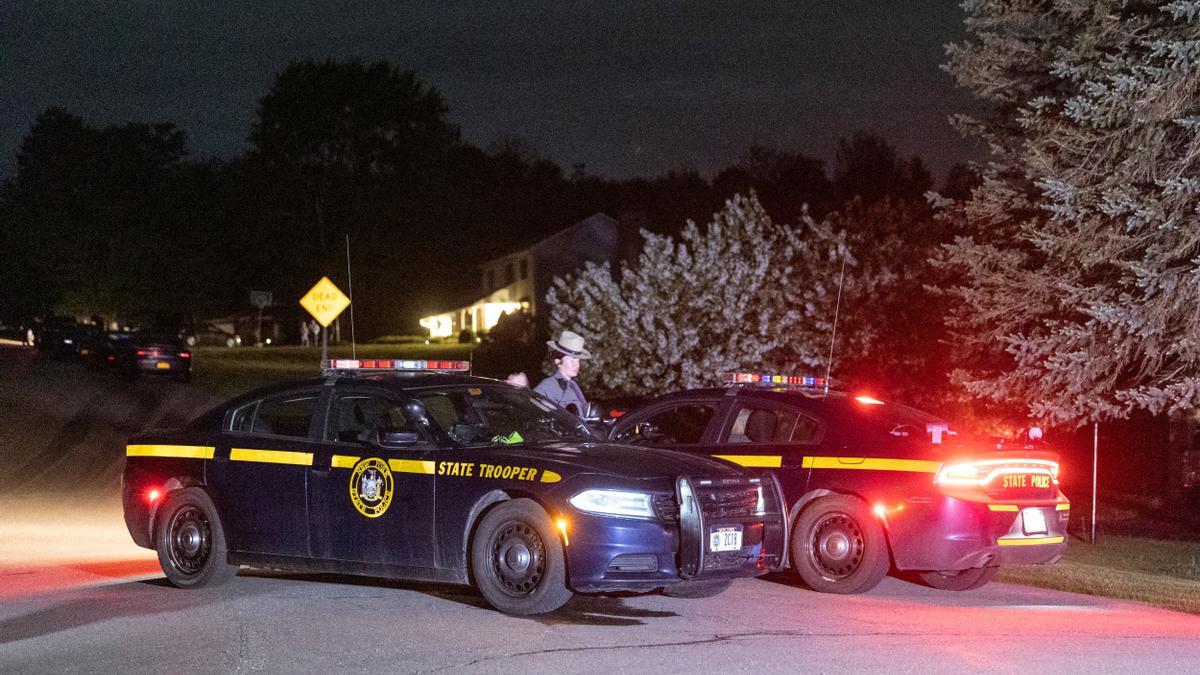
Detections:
420,213,618,339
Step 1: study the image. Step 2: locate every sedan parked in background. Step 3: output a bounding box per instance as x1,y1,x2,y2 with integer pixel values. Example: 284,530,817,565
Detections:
100,331,192,382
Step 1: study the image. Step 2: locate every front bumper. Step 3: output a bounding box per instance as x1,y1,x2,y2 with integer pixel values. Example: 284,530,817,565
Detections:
887,496,1069,571
565,475,788,593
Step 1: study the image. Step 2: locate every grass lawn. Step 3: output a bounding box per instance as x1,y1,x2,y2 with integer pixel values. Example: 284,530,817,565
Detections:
192,343,477,399
999,535,1200,614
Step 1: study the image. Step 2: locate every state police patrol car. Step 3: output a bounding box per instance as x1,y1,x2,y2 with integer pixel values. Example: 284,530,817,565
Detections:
610,373,1069,594
122,360,787,614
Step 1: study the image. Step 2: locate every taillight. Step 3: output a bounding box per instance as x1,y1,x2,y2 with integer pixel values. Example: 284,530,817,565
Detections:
935,458,1059,486
136,350,147,356
180,352,191,359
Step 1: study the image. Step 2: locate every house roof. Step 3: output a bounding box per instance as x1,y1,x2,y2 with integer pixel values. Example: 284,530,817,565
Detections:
481,212,617,267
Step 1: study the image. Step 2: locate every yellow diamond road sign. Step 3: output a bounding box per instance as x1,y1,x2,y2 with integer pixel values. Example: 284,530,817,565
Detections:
300,276,350,327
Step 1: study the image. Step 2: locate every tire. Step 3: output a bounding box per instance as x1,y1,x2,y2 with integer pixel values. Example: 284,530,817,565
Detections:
791,494,890,594
663,578,733,598
918,566,999,591
470,499,573,615
154,488,237,588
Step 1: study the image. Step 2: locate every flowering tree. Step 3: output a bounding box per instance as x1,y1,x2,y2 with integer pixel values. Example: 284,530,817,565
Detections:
938,0,1200,426
546,194,866,398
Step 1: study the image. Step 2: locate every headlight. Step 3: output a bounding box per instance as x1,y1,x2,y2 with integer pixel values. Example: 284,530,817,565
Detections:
569,489,655,518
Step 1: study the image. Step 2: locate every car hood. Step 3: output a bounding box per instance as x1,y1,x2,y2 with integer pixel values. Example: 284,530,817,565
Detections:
491,441,745,481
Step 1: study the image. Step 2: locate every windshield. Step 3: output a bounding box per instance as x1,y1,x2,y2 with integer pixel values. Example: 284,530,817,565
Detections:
414,384,597,446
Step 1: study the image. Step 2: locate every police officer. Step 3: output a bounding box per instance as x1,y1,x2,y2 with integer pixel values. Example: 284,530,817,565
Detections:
533,330,591,416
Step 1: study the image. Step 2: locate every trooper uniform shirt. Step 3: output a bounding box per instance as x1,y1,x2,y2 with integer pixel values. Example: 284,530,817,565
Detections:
533,375,588,416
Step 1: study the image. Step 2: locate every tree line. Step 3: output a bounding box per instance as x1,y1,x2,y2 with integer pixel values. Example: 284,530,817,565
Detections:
0,59,953,346
6,0,1194,434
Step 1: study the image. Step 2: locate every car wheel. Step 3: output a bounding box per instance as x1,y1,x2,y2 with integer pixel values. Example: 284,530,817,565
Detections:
791,494,890,594
662,578,732,598
154,488,237,588
917,566,999,591
470,499,572,614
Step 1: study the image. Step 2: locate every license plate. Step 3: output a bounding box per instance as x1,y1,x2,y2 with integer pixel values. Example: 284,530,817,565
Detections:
709,526,743,552
155,362,170,369
1022,507,1047,535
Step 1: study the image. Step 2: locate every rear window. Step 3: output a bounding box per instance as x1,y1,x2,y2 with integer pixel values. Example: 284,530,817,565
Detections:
229,394,318,439
727,404,820,444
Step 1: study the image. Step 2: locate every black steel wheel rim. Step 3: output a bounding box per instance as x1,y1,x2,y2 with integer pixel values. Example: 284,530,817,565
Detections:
490,520,547,596
167,504,212,576
808,512,865,579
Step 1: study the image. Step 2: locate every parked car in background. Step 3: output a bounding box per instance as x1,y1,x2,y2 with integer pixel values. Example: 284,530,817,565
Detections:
34,317,83,356
183,322,241,348
100,331,192,382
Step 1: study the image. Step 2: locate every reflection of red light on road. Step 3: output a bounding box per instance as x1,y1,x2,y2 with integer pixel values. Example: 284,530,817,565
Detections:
0,559,163,601
147,489,160,503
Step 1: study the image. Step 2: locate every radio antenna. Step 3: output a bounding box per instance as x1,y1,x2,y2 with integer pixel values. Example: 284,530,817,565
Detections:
823,250,847,397
345,234,356,359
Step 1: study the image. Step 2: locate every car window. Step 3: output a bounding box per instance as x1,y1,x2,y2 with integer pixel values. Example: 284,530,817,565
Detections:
230,401,258,433
725,404,820,444
415,385,595,446
614,403,715,445
327,393,415,443
231,394,318,439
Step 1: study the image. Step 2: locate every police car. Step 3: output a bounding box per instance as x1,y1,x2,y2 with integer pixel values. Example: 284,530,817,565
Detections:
122,361,787,614
609,373,1069,594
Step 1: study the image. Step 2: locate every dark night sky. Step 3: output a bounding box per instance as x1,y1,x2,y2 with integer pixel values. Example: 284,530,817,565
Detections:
1,1,982,181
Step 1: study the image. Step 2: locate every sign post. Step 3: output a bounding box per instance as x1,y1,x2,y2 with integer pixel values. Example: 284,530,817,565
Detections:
299,277,350,364
250,290,273,345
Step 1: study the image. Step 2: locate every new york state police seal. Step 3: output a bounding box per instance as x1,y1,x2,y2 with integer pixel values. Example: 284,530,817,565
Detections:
349,457,394,518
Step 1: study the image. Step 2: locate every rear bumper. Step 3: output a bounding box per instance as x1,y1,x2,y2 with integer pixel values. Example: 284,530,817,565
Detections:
888,496,1069,571
135,357,189,374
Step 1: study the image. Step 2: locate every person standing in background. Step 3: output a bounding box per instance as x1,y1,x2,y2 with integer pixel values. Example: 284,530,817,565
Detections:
532,331,592,416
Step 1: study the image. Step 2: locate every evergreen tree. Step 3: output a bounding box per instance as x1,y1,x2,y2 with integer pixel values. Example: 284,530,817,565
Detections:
939,1,1200,425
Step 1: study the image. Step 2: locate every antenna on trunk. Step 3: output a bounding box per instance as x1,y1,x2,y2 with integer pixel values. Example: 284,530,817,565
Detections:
345,234,356,359
823,250,847,397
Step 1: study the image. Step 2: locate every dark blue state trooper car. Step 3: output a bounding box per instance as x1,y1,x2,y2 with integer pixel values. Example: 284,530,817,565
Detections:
122,360,787,614
610,373,1069,594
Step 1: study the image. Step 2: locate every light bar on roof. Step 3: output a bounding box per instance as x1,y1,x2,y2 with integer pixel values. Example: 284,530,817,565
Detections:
323,359,471,372
721,372,828,388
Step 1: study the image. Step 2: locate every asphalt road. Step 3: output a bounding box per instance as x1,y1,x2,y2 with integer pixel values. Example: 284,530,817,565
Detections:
1,343,1198,673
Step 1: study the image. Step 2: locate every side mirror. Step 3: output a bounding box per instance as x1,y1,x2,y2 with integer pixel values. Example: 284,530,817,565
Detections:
633,421,661,442
377,430,421,446
404,400,429,425
583,402,601,422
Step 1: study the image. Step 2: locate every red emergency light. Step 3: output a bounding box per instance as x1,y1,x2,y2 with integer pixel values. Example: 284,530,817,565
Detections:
721,372,828,388
323,359,471,373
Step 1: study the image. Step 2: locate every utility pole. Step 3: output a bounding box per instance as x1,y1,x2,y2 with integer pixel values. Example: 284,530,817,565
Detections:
1091,421,1099,544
